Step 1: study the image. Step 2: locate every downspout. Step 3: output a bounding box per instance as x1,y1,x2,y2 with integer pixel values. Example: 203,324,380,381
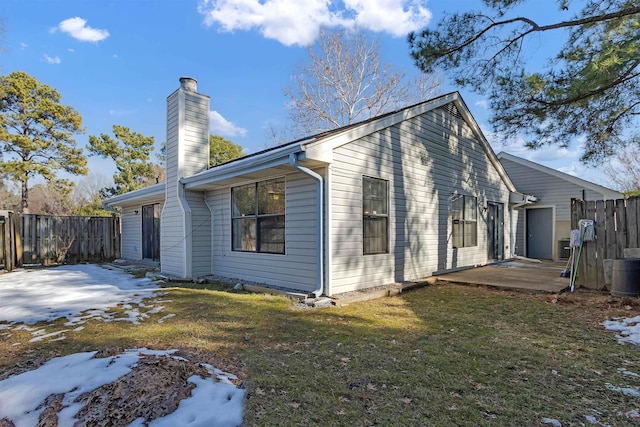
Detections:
289,152,324,297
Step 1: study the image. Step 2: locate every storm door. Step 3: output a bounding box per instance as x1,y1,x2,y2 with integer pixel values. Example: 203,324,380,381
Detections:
487,202,504,261
142,204,161,261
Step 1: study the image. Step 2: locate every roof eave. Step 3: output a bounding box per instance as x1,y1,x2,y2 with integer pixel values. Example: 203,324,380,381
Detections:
103,183,166,207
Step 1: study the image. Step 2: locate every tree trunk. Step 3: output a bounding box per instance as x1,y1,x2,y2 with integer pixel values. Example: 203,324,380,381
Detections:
21,178,29,214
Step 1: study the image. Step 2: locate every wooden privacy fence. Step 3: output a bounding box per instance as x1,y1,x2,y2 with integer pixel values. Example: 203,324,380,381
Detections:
0,213,120,271
571,196,640,290
0,212,18,272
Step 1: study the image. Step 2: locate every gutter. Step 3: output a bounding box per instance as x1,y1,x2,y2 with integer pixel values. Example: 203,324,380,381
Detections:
289,152,324,298
101,200,121,215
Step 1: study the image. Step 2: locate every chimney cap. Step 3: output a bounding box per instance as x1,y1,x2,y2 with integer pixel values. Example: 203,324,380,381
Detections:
179,76,197,92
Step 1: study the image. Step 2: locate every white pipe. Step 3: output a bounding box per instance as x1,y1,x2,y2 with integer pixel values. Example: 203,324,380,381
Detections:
289,153,324,297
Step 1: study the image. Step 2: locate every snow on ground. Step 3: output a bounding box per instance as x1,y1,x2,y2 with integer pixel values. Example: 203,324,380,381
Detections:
602,315,640,345
0,264,161,326
0,348,244,427
0,264,244,426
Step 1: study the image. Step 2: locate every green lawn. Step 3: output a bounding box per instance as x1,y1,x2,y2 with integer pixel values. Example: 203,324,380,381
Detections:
2,283,639,426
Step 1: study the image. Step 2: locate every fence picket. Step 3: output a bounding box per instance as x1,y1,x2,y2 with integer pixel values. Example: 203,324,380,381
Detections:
570,196,640,290
0,214,120,267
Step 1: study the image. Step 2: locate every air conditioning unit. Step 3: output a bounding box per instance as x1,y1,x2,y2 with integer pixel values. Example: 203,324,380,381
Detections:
558,238,571,260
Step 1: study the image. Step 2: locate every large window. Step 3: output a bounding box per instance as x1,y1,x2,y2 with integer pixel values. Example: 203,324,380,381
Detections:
363,176,389,255
232,177,285,254
452,194,477,248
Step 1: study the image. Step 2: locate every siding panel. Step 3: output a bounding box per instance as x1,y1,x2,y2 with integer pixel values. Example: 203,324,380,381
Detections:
207,171,319,292
330,105,513,294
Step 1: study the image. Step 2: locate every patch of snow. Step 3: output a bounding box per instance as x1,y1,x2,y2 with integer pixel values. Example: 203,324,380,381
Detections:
148,375,244,426
605,383,640,397
29,329,70,343
0,348,243,427
146,306,164,314
618,409,640,419
158,313,176,323
602,316,640,345
618,368,640,378
0,265,163,339
542,417,562,426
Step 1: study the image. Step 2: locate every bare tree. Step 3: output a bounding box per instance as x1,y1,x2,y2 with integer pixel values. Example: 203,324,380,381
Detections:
27,180,74,215
604,143,640,196
283,29,442,140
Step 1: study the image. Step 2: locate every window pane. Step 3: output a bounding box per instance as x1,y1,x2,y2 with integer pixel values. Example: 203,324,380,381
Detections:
451,195,463,220
258,178,286,215
452,220,463,248
363,177,388,215
465,196,477,221
232,184,255,217
464,221,477,247
258,216,285,254
364,217,388,254
232,218,256,251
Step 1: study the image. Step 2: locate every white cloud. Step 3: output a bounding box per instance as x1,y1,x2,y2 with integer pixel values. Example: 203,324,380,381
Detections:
19,42,28,50
474,99,488,110
67,48,75,53
43,54,61,64
198,0,431,46
53,17,109,42
108,109,136,116
343,0,431,37
210,111,247,137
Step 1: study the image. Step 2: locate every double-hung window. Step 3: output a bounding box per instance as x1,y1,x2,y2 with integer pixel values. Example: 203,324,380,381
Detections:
452,194,477,248
363,176,389,255
231,177,285,254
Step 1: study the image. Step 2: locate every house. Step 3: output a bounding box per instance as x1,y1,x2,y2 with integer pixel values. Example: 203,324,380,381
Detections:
104,77,529,296
498,152,623,261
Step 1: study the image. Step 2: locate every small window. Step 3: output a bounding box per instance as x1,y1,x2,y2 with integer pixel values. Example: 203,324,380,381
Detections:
452,194,477,248
363,176,389,254
231,177,285,254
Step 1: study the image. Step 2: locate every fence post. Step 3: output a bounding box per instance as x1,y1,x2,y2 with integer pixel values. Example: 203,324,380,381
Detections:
13,213,22,267
3,214,12,272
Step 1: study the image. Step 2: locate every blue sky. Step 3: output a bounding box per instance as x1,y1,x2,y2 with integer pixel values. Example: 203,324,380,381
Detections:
0,0,608,188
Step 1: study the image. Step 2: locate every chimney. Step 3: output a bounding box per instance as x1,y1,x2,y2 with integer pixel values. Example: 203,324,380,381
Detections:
165,77,210,186
161,77,211,278
179,76,197,92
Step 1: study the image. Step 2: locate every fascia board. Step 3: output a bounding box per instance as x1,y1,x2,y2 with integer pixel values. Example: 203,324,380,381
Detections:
181,144,305,189
103,183,166,207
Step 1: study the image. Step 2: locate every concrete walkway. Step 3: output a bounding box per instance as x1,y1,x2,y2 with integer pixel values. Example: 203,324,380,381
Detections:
433,259,570,293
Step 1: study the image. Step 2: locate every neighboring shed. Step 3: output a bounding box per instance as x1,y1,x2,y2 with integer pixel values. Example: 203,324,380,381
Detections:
105,77,522,296
498,152,623,260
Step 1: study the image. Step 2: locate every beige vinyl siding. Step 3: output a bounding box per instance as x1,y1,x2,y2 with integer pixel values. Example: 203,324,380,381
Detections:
160,198,186,274
161,87,210,278
186,190,212,277
161,90,186,276
330,105,512,294
206,170,319,292
501,158,608,221
121,207,142,260
181,95,210,178
501,157,620,257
